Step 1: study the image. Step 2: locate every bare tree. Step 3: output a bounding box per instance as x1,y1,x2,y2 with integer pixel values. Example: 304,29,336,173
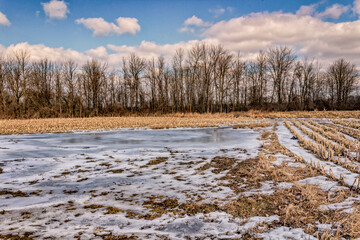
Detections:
64,60,77,116
327,59,358,109
5,50,30,117
267,46,296,106
215,48,233,112
1,44,360,118
82,59,107,116
122,53,146,112
295,59,316,110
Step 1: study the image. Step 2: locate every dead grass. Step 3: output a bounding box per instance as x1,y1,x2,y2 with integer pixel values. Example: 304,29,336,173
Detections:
0,190,29,197
147,157,168,165
232,121,272,129
285,120,360,182
223,153,318,193
101,234,138,240
135,183,359,238
0,233,34,240
139,196,220,220
333,119,360,130
223,183,358,238
219,125,318,192
106,169,124,174
1,111,359,134
260,110,360,119
0,114,250,135
197,156,237,174
324,122,360,141
104,207,124,214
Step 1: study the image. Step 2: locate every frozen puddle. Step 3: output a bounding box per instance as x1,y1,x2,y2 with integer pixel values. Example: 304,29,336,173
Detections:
0,127,265,239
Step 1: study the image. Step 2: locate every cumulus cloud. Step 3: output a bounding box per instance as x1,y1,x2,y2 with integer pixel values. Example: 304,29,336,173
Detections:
180,15,211,33
41,0,69,20
296,4,318,16
0,11,11,26
0,41,206,69
2,42,88,65
354,0,360,15
203,11,360,66
86,46,108,60
184,15,211,27
76,17,140,36
315,4,349,19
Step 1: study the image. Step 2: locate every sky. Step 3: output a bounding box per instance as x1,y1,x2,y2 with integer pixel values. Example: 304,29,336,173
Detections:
0,0,359,68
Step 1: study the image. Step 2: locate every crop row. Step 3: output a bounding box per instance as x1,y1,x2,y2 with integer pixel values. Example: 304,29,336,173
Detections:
286,120,360,175
283,120,360,191
333,119,360,130
323,122,360,141
302,120,359,153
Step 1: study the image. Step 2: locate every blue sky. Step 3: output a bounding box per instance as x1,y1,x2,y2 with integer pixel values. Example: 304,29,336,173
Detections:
0,0,359,67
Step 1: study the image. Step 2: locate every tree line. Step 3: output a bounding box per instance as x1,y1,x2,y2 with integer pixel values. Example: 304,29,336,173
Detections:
0,44,359,118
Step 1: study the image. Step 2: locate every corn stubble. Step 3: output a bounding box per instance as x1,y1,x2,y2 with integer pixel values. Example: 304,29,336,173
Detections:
0,114,251,135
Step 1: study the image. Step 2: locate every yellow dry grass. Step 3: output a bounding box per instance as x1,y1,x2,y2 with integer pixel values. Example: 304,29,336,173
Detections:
0,110,359,135
0,114,253,135
261,110,360,119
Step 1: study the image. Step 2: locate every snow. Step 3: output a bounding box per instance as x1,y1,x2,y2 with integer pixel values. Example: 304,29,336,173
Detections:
298,176,347,192
320,195,360,213
0,127,264,238
259,226,317,240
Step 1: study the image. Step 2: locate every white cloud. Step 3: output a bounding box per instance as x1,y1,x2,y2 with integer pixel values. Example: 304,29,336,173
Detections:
0,44,6,55
2,42,88,65
354,0,360,15
180,15,211,33
0,11,11,26
315,4,349,19
0,41,206,69
184,15,211,27
41,0,69,20
203,11,360,66
86,46,108,60
296,4,318,16
76,17,140,36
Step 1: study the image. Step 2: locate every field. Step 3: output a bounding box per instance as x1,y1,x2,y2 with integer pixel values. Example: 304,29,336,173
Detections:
1,112,360,239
